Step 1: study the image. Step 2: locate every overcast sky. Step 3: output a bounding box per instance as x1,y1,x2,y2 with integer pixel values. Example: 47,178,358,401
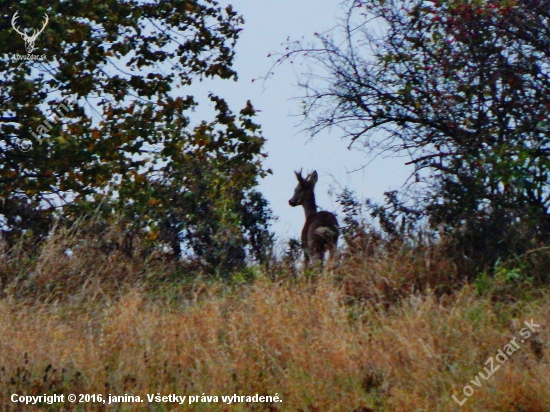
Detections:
188,0,412,243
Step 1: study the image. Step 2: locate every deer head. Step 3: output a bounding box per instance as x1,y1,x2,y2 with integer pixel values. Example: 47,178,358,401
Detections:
12,11,49,54
288,169,318,210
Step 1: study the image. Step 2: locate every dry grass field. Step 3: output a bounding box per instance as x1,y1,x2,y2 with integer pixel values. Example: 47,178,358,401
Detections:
0,223,548,411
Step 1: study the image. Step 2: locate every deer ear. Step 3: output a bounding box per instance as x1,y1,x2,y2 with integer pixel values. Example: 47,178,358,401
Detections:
308,170,318,184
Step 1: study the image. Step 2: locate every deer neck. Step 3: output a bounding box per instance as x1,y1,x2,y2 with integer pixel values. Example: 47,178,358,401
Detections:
302,193,318,219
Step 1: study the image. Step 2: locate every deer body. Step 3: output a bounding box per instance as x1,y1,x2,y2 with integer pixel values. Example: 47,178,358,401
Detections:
289,170,339,264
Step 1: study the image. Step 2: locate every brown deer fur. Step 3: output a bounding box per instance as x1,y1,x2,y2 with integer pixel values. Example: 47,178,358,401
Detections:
288,170,339,264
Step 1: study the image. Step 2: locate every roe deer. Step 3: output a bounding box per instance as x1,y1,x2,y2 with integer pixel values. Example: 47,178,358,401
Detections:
288,170,339,264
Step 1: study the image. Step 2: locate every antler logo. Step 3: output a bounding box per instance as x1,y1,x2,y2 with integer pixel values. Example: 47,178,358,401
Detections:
11,11,49,54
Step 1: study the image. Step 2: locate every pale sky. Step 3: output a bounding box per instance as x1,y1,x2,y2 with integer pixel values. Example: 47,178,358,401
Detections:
187,1,412,242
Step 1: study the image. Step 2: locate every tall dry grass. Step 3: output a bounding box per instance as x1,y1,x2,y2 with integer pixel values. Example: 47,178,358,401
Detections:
0,220,548,411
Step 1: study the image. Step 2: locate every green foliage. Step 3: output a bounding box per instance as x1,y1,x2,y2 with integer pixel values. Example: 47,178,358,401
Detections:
336,188,362,242
365,191,423,240
149,100,274,275
0,1,273,275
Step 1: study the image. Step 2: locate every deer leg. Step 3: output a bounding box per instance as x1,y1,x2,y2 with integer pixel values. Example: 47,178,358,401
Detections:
316,248,325,263
303,247,311,267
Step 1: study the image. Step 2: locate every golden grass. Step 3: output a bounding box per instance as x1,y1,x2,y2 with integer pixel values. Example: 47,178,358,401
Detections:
0,226,548,411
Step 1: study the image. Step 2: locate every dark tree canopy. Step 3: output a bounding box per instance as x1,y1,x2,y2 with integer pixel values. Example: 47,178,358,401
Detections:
280,0,550,265
0,0,272,274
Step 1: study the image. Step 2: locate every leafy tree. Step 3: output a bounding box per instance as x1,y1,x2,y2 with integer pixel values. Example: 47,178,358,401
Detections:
0,0,272,274
278,0,550,269
142,96,273,274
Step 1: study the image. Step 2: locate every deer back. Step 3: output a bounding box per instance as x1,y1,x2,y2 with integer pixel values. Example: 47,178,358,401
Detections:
302,211,339,254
